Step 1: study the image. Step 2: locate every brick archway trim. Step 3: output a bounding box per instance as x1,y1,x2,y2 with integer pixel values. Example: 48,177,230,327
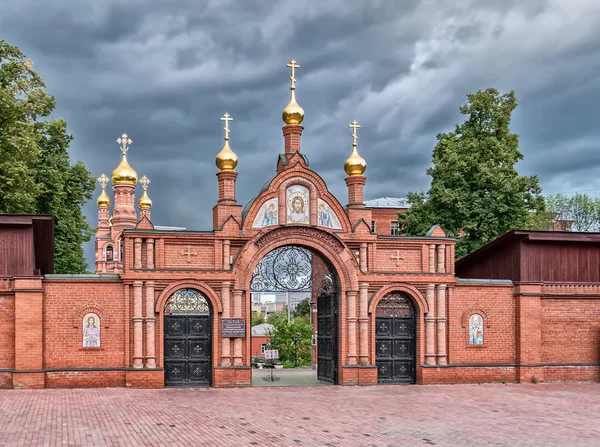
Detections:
368,283,429,315
234,226,359,292
155,280,223,314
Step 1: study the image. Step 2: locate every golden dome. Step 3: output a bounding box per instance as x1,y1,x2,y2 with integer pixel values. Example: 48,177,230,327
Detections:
96,189,111,207
138,190,152,209
282,90,304,125
111,154,138,186
216,140,238,171
344,146,367,176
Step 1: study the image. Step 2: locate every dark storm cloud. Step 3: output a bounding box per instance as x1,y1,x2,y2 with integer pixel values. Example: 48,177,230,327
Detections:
2,0,600,267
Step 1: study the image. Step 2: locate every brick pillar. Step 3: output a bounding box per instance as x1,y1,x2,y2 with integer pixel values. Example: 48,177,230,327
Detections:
221,282,232,367
437,244,445,273
425,284,436,366
233,290,243,366
133,281,144,368
436,284,447,365
223,240,231,270
346,290,358,365
429,244,436,272
359,283,369,365
345,175,366,208
146,238,154,269
359,243,367,272
217,171,237,205
134,238,142,269
145,281,156,368
515,283,543,383
13,277,44,388
283,124,303,153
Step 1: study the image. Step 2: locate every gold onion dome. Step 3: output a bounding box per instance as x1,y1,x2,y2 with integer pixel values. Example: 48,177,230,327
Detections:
216,113,238,171
112,134,138,185
138,176,152,209
282,58,304,125
344,120,367,176
96,189,111,207
96,173,111,207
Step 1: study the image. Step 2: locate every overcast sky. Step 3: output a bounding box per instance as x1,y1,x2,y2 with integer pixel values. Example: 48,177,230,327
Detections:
2,0,600,268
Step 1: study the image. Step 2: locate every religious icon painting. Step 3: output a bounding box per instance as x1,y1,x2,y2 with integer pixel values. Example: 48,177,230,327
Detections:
317,199,342,229
469,314,484,345
252,198,278,228
83,312,100,347
286,185,309,224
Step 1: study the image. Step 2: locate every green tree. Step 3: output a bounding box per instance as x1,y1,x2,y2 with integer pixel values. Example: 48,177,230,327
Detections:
267,319,313,366
546,193,600,231
293,297,311,319
0,40,95,273
398,88,546,258
251,311,265,326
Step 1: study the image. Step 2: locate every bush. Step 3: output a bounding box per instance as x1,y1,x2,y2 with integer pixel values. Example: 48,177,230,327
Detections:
282,361,295,368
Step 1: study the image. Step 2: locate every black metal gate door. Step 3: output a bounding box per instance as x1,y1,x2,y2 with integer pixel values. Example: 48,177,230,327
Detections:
164,315,211,387
375,293,415,384
317,293,337,384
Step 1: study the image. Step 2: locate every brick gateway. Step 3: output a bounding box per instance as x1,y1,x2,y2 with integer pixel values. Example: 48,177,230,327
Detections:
1,60,598,389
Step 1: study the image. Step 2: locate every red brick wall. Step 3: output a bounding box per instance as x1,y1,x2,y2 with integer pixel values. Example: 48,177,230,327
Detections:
449,285,516,364
369,208,406,236
251,335,270,358
0,293,14,370
541,299,600,364
43,281,126,370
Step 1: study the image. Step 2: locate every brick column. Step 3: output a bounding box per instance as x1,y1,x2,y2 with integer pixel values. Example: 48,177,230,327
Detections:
223,240,231,270
133,281,144,368
217,171,237,205
345,176,366,208
146,238,154,269
429,244,436,272
359,243,367,272
221,282,232,367
134,237,142,269
13,277,44,388
283,124,303,154
359,283,370,365
425,284,436,366
346,290,358,365
145,281,156,368
515,283,543,383
233,290,243,366
436,284,447,365
437,244,445,273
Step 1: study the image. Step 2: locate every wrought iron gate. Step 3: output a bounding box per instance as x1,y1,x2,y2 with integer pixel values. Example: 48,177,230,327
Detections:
164,289,211,387
375,292,416,384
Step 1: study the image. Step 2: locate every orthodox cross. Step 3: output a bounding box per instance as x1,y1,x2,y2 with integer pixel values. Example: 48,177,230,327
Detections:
349,120,360,146
286,59,300,90
180,245,198,263
390,250,405,266
221,113,233,140
117,133,132,155
139,175,150,191
98,173,109,190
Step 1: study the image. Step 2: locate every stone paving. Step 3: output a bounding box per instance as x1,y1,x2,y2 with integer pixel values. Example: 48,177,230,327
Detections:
0,382,599,446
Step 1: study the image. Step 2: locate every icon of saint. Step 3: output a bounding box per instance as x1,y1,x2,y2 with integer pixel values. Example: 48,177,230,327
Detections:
261,203,277,226
318,203,332,227
289,196,308,223
83,315,100,347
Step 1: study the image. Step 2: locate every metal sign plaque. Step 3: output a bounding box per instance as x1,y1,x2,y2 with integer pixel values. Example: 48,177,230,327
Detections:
222,319,245,338
264,349,279,360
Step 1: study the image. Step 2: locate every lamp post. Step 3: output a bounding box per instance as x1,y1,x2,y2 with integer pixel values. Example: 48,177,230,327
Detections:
293,335,299,367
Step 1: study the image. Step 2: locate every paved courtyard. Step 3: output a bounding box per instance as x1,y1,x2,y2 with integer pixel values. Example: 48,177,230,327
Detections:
0,383,599,446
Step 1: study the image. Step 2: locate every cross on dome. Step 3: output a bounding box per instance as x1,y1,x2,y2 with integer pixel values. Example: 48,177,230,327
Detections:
349,120,361,146
98,173,109,190
139,175,150,191
286,59,300,90
117,133,132,155
221,113,233,141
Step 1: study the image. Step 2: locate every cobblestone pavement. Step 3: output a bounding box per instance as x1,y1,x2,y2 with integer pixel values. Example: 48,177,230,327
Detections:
1,383,599,446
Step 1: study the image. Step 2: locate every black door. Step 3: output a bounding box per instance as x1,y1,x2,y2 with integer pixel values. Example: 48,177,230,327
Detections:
164,315,211,387
375,293,416,384
317,293,337,384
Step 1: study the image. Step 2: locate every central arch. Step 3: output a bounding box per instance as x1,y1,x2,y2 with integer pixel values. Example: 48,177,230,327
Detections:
235,226,359,386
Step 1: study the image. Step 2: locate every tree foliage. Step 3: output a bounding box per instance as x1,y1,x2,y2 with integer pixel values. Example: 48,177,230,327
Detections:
293,297,311,319
0,40,95,273
398,88,546,258
266,319,312,366
546,193,600,231
251,311,265,327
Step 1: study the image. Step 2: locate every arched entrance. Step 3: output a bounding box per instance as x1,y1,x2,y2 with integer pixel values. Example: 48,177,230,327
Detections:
163,288,212,387
375,292,416,384
250,245,338,384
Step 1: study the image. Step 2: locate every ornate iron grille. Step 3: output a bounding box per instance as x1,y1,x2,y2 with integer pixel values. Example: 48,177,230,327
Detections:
165,288,210,315
376,292,414,318
250,245,336,293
